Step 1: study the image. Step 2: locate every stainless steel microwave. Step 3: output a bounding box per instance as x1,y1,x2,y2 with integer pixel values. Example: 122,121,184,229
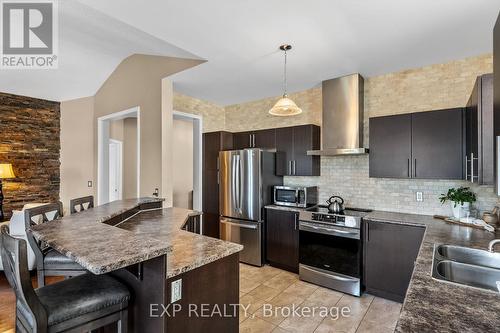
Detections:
273,186,318,208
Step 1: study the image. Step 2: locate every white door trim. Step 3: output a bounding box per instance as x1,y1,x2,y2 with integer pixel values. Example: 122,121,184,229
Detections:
97,107,140,205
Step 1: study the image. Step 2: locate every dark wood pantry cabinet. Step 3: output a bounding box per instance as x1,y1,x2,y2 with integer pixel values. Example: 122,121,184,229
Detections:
265,208,299,273
202,131,233,238
369,108,464,179
363,219,425,303
276,125,321,176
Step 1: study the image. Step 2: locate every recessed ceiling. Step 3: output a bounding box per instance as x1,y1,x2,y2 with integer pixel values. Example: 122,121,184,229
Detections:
1,1,499,104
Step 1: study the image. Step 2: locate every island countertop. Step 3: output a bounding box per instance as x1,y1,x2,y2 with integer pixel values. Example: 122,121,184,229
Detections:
364,211,500,333
30,198,243,277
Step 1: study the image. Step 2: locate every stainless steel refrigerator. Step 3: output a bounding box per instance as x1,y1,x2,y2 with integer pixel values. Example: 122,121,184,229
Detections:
219,149,282,266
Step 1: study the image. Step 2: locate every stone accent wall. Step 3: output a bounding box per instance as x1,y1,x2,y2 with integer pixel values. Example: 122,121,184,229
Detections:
173,92,226,132
225,88,322,132
0,93,60,219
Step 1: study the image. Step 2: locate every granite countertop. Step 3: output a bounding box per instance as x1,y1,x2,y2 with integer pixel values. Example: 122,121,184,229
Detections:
30,198,243,277
364,211,500,333
116,208,243,278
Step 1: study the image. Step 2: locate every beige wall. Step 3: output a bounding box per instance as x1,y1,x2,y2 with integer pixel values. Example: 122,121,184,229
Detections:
94,54,202,205
60,96,96,213
172,118,194,208
173,92,225,132
60,54,202,207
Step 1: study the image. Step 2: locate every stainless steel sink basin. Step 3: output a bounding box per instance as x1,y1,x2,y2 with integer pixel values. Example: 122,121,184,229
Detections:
436,244,500,270
433,260,500,292
432,244,500,292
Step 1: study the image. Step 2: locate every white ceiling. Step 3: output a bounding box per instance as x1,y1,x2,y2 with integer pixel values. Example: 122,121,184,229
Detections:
1,1,499,104
80,0,500,105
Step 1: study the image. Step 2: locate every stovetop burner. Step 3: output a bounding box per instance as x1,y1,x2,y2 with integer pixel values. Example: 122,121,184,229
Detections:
299,205,372,229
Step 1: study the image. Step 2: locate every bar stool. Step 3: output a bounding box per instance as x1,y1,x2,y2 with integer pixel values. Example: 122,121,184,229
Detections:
24,202,87,287
1,225,130,333
69,196,94,214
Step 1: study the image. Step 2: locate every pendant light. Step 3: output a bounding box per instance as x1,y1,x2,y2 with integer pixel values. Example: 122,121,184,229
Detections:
269,44,303,116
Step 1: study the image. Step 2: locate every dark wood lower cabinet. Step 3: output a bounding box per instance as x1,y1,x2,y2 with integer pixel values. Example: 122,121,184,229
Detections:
166,253,239,332
363,220,425,303
265,208,299,273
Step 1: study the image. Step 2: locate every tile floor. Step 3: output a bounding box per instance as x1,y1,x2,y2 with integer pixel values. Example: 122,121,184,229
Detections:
239,264,402,333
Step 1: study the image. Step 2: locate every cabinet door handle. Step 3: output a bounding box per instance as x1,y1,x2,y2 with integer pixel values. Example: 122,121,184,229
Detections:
289,161,292,175
407,158,410,178
294,213,298,230
464,155,468,181
249,134,252,147
253,134,256,147
414,159,417,178
293,160,296,175
471,153,474,183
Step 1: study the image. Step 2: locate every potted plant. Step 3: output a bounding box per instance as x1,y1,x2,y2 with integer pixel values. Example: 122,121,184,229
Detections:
439,187,476,219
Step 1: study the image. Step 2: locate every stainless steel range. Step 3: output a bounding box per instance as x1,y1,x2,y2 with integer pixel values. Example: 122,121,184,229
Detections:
298,205,371,296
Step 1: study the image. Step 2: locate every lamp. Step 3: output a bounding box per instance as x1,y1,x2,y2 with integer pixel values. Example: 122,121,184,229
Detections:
0,163,15,221
269,44,303,116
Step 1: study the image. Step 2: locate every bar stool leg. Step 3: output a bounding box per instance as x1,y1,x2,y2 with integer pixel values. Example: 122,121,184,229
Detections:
37,270,45,287
118,308,128,333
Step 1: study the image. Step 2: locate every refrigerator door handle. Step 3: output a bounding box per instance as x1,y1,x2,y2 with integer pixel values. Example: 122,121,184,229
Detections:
236,154,242,211
231,154,238,210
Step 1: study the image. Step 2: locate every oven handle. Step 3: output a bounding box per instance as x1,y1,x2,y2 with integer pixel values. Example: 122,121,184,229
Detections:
299,223,360,239
301,264,359,282
220,218,258,230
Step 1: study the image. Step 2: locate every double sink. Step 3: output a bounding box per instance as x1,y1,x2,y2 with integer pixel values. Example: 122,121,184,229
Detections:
432,244,500,293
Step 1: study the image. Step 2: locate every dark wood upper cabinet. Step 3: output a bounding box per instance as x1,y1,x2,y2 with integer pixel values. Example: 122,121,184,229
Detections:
369,109,464,180
253,129,276,148
363,219,424,303
233,129,276,149
465,73,494,185
369,114,412,178
412,108,463,179
276,127,294,175
265,208,299,273
276,125,321,176
232,131,252,149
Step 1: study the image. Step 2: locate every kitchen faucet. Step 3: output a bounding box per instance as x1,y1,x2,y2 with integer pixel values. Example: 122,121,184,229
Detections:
488,239,500,252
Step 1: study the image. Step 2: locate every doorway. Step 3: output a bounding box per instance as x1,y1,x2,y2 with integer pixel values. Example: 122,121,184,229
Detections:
172,111,202,211
97,107,140,205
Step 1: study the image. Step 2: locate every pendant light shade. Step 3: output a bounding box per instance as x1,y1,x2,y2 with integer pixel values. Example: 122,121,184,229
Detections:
269,44,302,117
268,95,303,116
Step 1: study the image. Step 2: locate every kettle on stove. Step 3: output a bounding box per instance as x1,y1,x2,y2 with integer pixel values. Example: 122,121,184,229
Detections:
327,196,344,214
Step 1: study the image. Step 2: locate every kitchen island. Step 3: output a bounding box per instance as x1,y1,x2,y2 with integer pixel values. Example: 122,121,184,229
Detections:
364,211,500,333
30,198,243,333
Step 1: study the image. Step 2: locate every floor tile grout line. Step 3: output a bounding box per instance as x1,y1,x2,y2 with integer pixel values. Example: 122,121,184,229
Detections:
354,296,375,333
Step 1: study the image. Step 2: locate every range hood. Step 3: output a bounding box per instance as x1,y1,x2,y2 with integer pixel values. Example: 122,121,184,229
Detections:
308,73,368,156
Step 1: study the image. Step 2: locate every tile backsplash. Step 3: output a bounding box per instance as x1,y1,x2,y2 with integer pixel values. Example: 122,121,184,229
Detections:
285,155,499,216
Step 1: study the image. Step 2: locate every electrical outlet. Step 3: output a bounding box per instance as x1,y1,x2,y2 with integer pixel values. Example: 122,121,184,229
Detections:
171,279,182,303
87,181,93,188
416,192,423,202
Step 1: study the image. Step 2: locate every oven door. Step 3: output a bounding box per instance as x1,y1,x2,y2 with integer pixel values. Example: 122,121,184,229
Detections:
299,222,361,278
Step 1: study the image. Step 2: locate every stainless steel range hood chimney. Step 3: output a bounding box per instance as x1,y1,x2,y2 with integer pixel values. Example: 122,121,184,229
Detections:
308,73,368,156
